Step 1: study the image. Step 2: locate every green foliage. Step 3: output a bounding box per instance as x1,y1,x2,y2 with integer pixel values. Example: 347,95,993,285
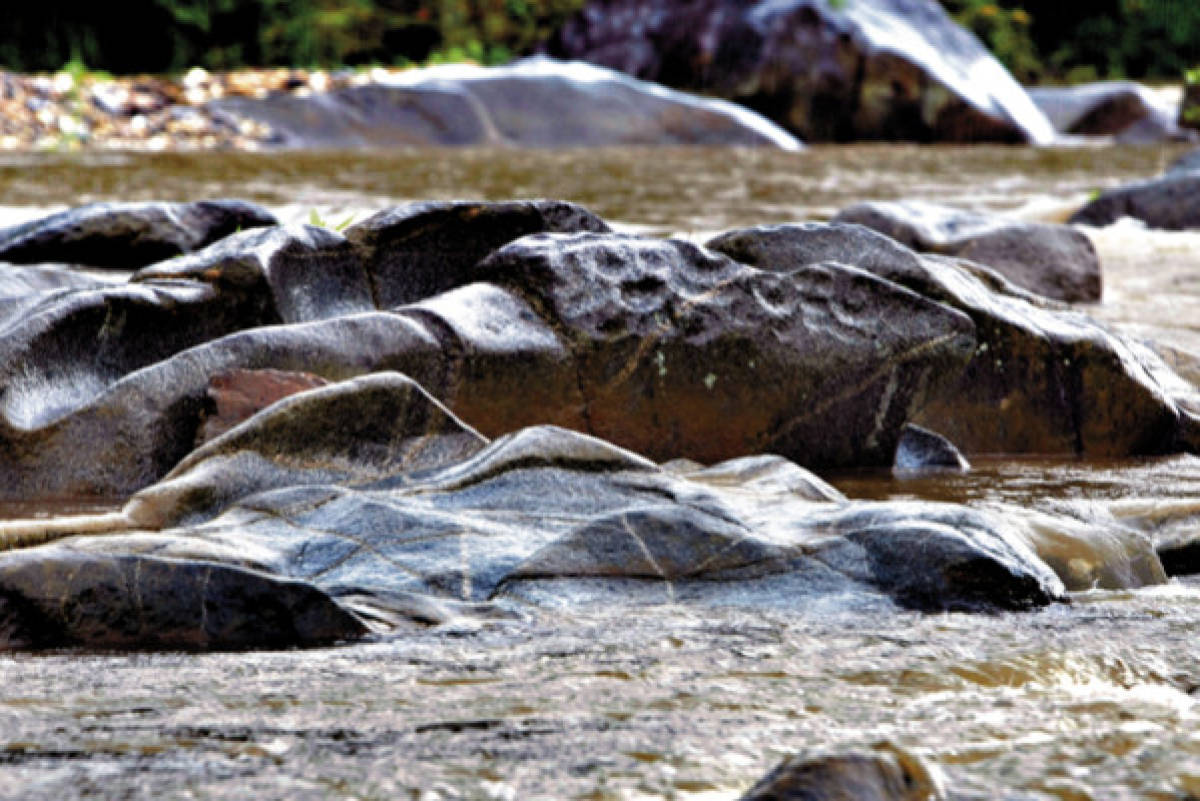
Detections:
939,1,1042,83
308,210,356,231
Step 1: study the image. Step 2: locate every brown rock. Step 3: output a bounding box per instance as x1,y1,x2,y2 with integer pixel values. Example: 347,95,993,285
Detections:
197,368,329,446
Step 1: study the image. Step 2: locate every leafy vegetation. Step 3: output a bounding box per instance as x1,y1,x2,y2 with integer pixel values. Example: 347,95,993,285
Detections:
2,1,1200,84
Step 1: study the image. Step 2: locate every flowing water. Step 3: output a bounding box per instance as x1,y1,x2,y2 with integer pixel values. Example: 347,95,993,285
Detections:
2,144,1200,800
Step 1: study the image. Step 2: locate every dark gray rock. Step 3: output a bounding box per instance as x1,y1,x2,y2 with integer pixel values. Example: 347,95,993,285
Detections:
545,0,1053,143
135,223,375,322
0,200,278,268
210,58,802,149
739,746,942,801
833,200,1102,302
479,231,976,467
1028,81,1193,144
708,221,1200,458
893,423,969,474
1069,172,1200,230
343,199,611,309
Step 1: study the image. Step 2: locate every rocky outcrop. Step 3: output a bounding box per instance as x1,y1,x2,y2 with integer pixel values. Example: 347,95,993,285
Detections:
1069,172,1200,231
707,222,1200,457
1028,81,1193,144
0,215,977,497
196,368,329,445
211,58,803,149
545,0,1054,143
0,200,277,268
0,372,1069,650
833,200,1102,302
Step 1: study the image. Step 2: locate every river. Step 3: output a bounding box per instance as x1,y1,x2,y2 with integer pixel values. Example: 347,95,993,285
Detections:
1,144,1199,800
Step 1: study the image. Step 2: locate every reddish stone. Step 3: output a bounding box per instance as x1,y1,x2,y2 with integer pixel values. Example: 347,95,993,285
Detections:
198,368,328,445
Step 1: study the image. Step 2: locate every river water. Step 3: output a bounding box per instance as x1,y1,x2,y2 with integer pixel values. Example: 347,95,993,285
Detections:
1,144,1200,800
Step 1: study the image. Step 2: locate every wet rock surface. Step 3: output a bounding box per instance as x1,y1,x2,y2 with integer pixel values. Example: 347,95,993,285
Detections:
893,423,969,474
546,0,1053,143
707,221,1200,457
0,199,277,268
1069,171,1200,231
832,200,1102,302
210,58,803,149
740,745,944,801
1028,81,1193,144
0,372,1069,650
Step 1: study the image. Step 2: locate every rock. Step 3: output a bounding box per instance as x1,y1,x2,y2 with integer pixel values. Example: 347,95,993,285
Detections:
0,372,1069,650
135,223,374,322
342,199,612,309
196,368,329,445
1166,148,1200,175
707,221,1200,457
0,200,277,268
1068,172,1200,231
0,548,367,650
479,231,976,467
893,423,969,474
740,745,944,800
832,200,1102,303
210,58,802,149
545,0,1054,143
1028,81,1193,144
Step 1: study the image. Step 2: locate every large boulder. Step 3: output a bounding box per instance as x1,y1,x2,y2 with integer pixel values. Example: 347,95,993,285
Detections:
545,0,1054,143
0,200,277,268
1028,81,1193,144
707,221,1200,457
833,200,1102,302
0,372,1069,650
1069,172,1200,231
210,58,802,149
0,225,976,497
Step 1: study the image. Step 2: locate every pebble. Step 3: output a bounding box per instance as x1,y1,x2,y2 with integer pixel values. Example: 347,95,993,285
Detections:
0,65,419,151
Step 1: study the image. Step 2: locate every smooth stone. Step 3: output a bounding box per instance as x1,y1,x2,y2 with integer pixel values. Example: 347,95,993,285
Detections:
342,199,612,309
707,221,1200,458
1069,172,1200,230
893,423,969,474
545,0,1054,143
1028,81,1193,144
135,223,374,323
0,200,277,268
833,200,1102,302
209,58,802,150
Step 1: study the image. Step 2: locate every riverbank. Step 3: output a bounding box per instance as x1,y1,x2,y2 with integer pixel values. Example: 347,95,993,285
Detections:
0,66,420,151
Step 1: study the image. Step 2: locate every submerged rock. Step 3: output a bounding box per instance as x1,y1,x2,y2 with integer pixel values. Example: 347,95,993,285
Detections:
1028,81,1192,144
1069,172,1200,231
0,200,277,268
211,58,802,149
893,423,969,474
546,0,1054,143
0,372,1068,650
708,221,1200,457
833,200,1102,302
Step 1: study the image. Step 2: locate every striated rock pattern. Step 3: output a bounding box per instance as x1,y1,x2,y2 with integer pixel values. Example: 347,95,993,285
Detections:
833,200,1102,303
0,373,1068,650
545,0,1054,143
0,200,277,268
